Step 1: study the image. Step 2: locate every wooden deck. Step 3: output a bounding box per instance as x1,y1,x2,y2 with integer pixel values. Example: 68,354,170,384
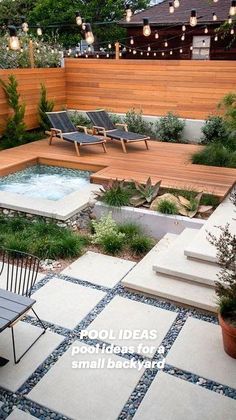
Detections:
0,138,235,199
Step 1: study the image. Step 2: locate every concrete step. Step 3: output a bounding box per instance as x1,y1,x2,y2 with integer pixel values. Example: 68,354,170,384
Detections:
122,233,217,313
153,229,220,287
184,196,236,264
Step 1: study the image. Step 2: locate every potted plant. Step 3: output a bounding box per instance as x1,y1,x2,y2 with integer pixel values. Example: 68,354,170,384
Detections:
208,191,236,358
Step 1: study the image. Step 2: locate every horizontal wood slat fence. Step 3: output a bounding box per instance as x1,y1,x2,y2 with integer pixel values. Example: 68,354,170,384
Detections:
65,59,236,120
1,60,236,134
0,68,66,133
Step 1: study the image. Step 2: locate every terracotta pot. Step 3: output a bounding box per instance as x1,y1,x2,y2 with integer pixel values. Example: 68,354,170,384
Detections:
218,313,236,359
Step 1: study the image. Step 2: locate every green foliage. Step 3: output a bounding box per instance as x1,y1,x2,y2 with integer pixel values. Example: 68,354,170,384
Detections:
201,194,220,207
201,116,228,145
156,199,179,215
218,92,236,133
156,112,185,143
130,178,161,207
118,223,142,240
0,75,26,146
91,212,125,245
38,83,54,131
97,180,133,207
0,215,85,259
124,109,156,138
100,234,124,255
192,143,236,168
129,234,154,256
69,111,91,128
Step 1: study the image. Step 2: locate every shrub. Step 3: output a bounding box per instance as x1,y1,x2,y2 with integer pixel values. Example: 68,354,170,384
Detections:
218,92,236,133
100,234,124,255
156,199,179,214
156,112,185,143
69,111,91,129
130,234,154,256
192,143,236,168
98,180,132,207
201,194,220,207
0,75,26,147
124,109,156,138
38,83,54,131
118,223,143,241
201,116,228,145
91,213,125,245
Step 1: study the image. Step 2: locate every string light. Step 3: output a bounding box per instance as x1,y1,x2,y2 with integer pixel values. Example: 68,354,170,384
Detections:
155,31,159,39
230,28,235,34
180,48,183,53
125,5,133,22
170,50,173,55
130,37,134,45
133,49,137,54
162,52,165,56
108,43,112,49
212,12,217,21
8,26,20,50
75,12,82,26
36,24,42,36
143,18,151,36
181,33,185,41
214,34,218,41
182,25,186,32
147,44,151,51
228,16,233,24
204,26,208,34
164,40,168,47
85,23,94,44
190,10,197,27
81,19,86,31
174,0,180,8
21,17,29,33
169,2,174,14
229,1,236,16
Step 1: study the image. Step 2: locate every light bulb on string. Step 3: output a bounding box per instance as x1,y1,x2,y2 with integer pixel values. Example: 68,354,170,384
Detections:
75,12,82,26
8,26,20,51
85,23,94,44
202,39,206,46
181,33,185,41
155,31,159,39
212,13,217,21
229,1,236,16
204,26,208,34
174,0,180,8
125,5,133,22
154,52,157,56
133,49,137,55
22,21,29,33
81,19,86,31
108,43,112,49
140,51,143,55
162,52,165,56
169,2,174,14
190,9,197,27
170,50,173,55
231,28,235,34
147,44,151,51
164,40,168,47
180,48,183,53
214,34,218,41
190,45,193,51
182,24,186,31
130,37,134,45
143,18,151,36
228,16,233,24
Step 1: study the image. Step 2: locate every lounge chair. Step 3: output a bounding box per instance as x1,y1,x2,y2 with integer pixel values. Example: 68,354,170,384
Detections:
87,110,150,153
46,111,107,156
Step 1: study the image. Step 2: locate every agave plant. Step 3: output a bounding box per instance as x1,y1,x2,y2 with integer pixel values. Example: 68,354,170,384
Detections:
130,177,161,207
177,192,213,218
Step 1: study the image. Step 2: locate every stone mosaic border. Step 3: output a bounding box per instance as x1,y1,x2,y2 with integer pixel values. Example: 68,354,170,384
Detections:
0,272,235,420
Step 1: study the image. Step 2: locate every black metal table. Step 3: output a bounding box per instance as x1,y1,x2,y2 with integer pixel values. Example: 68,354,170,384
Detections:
0,288,35,366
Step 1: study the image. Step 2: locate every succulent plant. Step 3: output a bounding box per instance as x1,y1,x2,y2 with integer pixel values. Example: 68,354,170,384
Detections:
130,177,162,207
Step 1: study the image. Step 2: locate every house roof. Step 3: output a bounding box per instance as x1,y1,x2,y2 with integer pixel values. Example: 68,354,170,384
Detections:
120,0,230,27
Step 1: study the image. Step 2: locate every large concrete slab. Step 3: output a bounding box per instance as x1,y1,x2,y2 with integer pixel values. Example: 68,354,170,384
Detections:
133,372,236,420
122,234,217,313
7,408,37,420
185,196,236,263
153,229,219,287
32,278,106,329
87,296,177,357
61,251,136,288
167,317,236,389
0,322,63,392
28,341,144,420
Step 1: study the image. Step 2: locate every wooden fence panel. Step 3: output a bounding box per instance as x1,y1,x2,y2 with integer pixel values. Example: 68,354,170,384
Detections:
0,68,66,133
65,59,236,119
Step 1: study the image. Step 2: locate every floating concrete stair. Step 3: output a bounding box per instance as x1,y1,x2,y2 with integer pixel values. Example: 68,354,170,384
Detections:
153,229,220,288
184,196,236,264
122,233,217,313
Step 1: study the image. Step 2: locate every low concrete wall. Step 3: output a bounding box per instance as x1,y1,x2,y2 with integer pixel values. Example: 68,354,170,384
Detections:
94,202,205,240
72,110,204,143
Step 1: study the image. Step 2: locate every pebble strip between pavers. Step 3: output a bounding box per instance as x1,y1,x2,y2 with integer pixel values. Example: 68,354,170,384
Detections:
0,270,235,420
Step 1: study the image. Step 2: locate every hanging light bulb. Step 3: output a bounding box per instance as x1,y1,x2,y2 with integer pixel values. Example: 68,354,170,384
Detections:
75,12,82,26
162,51,165,56
36,24,42,36
88,45,91,52
190,10,197,27
202,39,206,46
8,26,20,51
147,44,151,51
164,40,168,47
140,51,143,55
180,48,183,53
143,18,151,36
204,26,208,34
174,0,180,7
147,52,150,56
214,34,218,41
228,15,233,24
169,2,174,14
108,43,112,49
181,33,185,41
182,24,186,32
106,53,109,58
125,5,133,22
231,28,235,34
85,23,94,44
22,21,29,33
81,19,86,31
170,50,173,55
229,1,236,16
212,12,217,21
153,52,157,56
155,31,159,39
133,49,137,55
130,37,134,45
213,0,218,2
190,45,193,51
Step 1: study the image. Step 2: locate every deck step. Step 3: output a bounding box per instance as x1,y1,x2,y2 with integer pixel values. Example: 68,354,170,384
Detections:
184,196,236,264
153,229,219,287
122,233,217,313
